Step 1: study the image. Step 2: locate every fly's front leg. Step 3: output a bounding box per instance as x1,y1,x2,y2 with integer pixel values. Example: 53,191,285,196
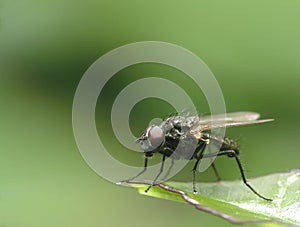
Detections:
145,155,166,193
119,156,149,183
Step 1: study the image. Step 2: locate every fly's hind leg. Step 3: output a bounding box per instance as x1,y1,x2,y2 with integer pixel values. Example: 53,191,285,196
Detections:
202,150,272,201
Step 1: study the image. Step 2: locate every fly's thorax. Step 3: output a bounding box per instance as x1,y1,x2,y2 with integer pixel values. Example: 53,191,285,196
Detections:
136,115,202,159
136,125,165,153
190,131,202,140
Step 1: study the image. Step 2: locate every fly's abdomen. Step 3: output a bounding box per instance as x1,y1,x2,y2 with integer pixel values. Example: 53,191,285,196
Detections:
220,137,239,155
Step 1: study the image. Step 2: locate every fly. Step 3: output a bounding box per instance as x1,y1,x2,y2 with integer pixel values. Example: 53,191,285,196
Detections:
122,111,273,201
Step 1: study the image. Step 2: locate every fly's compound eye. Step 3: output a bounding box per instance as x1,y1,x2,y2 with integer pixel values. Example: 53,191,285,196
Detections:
147,125,164,150
138,125,164,152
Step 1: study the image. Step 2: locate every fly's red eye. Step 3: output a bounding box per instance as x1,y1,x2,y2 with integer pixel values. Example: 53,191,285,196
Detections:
147,126,164,149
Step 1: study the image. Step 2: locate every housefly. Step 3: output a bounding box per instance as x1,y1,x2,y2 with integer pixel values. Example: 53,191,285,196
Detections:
122,112,273,201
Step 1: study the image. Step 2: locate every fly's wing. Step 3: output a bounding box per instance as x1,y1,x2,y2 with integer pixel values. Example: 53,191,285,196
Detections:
198,119,274,131
199,111,261,123
192,112,274,132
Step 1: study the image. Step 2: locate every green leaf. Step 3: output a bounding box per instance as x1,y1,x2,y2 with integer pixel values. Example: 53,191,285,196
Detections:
126,169,300,226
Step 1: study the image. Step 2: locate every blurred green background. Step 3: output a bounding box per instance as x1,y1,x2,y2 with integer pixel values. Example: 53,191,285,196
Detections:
1,0,300,226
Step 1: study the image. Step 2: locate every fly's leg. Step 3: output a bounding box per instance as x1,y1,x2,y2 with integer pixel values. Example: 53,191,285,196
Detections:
192,143,207,194
202,150,272,201
162,157,175,180
119,157,148,183
192,156,201,194
145,155,166,193
211,162,221,181
207,145,221,181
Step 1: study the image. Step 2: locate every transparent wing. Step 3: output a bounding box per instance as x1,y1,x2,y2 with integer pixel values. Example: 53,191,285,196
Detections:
199,111,261,123
192,112,274,132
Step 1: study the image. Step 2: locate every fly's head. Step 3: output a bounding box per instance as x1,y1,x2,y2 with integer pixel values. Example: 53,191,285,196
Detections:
135,125,165,155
